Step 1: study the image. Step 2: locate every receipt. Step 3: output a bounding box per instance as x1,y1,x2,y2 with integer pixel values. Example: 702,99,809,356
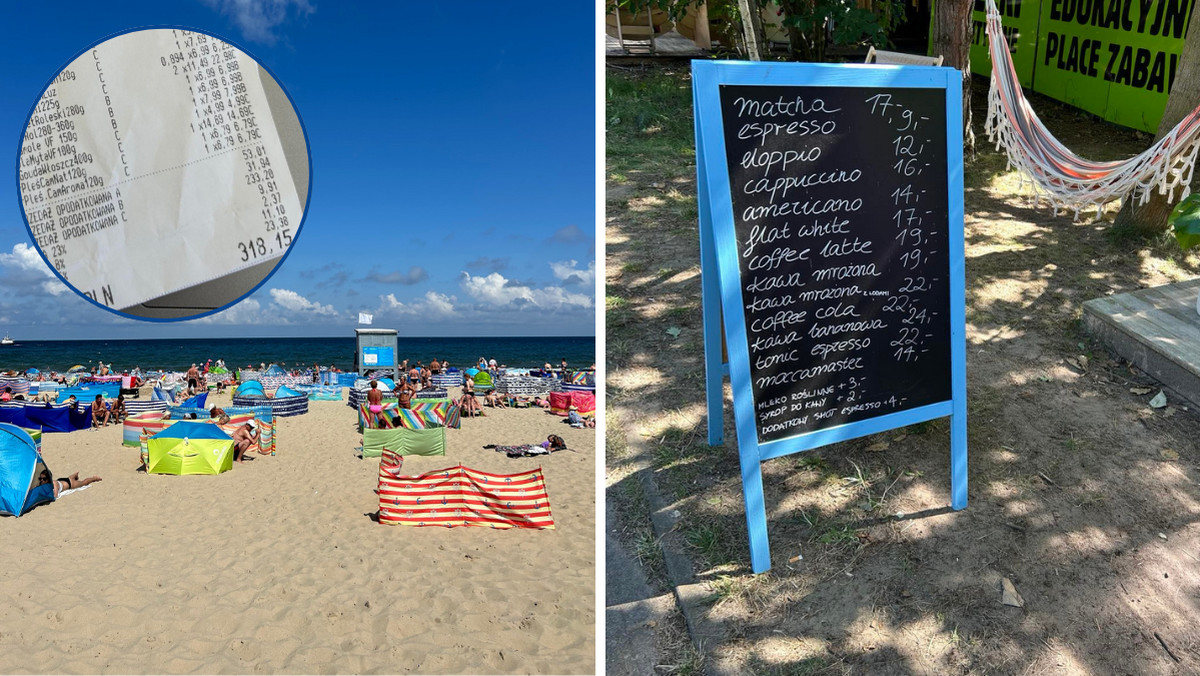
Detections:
17,29,304,312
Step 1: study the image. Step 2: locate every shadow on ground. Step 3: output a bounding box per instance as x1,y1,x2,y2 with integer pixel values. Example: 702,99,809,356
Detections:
607,62,1200,674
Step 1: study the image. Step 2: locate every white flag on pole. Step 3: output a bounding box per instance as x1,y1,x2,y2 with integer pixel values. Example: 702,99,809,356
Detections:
358,312,373,325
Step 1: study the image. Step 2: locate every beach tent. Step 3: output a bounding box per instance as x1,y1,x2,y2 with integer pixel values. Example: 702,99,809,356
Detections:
235,381,265,397
472,371,494,392
263,364,288,377
274,385,302,398
25,368,38,375
362,426,446,458
0,423,53,517
146,421,235,475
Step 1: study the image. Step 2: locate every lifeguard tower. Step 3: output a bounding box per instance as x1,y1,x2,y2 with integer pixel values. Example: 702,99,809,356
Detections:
354,328,400,382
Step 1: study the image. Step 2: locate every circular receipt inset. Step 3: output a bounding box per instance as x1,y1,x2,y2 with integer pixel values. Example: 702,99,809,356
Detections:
17,28,309,320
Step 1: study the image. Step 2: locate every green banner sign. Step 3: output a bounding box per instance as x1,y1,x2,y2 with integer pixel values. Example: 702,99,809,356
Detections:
1034,0,1195,131
961,0,1195,132
969,0,1042,81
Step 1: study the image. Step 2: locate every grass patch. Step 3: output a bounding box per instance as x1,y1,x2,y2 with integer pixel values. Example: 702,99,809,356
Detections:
684,521,729,566
745,654,830,676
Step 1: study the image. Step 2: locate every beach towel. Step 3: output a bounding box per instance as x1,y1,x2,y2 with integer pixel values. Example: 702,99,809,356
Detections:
376,455,555,529
493,444,550,457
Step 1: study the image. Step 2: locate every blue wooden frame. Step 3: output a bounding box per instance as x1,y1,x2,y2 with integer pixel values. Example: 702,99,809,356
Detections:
694,60,968,574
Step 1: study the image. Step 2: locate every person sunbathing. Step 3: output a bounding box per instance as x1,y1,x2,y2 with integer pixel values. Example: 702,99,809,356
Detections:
533,396,551,410
51,471,102,495
231,420,260,463
484,390,501,408
92,395,111,428
30,469,102,506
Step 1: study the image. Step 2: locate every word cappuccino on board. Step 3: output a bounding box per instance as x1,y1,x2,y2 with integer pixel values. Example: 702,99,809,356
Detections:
718,83,952,444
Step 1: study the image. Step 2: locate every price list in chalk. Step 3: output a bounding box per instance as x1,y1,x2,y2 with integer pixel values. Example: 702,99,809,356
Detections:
718,85,952,444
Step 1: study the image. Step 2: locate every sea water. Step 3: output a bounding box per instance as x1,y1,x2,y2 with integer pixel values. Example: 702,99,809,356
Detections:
0,336,595,373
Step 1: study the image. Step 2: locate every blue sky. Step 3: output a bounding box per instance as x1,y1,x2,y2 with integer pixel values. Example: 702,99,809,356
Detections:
0,1,596,338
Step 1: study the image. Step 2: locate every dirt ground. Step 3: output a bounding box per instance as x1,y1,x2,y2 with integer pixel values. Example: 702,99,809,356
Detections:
606,61,1200,675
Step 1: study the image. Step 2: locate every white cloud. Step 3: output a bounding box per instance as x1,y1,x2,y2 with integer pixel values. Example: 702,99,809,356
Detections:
191,298,263,324
381,290,457,317
0,243,69,296
268,288,337,315
200,0,315,44
459,271,592,310
549,259,595,287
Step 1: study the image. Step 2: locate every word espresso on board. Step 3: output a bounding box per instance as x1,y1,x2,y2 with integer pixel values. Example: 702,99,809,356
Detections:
695,61,967,573
719,84,951,444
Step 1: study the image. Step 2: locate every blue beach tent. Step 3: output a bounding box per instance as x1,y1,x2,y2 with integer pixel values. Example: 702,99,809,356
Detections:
0,424,53,516
274,386,302,398
235,381,265,397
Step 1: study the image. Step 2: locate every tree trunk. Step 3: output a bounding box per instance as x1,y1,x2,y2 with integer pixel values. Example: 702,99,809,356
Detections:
931,0,974,157
737,0,766,60
1113,7,1200,235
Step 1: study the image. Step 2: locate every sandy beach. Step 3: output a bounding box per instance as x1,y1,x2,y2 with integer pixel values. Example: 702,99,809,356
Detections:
0,388,596,674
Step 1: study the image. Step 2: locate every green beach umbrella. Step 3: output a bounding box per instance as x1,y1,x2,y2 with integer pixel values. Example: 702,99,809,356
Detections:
147,421,235,476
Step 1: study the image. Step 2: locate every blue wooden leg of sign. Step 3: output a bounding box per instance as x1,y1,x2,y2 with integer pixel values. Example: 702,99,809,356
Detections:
950,404,968,511
697,128,724,448
739,451,771,573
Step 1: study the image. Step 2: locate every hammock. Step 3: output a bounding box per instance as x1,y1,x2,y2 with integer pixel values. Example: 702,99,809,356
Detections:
983,0,1200,220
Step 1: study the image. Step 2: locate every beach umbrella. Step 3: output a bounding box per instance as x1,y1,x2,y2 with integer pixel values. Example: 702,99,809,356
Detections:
25,368,38,375
377,378,395,391
146,421,235,476
68,365,87,373
465,368,480,377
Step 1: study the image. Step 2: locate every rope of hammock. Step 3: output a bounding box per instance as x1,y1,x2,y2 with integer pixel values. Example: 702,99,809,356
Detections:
982,0,1200,221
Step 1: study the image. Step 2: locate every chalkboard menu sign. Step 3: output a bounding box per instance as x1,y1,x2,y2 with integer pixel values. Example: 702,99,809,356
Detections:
694,61,967,573
717,84,951,444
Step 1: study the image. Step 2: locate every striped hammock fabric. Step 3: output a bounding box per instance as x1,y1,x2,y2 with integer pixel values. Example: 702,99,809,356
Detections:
377,453,555,529
983,0,1200,219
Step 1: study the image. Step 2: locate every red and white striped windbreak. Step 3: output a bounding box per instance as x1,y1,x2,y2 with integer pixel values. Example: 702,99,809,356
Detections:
377,450,555,529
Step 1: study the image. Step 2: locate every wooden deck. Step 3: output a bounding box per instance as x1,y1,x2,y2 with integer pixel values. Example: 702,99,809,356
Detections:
1083,279,1200,407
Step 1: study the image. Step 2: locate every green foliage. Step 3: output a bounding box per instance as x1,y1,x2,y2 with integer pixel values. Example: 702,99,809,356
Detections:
778,0,904,61
610,0,698,22
610,0,904,62
1170,193,1200,250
